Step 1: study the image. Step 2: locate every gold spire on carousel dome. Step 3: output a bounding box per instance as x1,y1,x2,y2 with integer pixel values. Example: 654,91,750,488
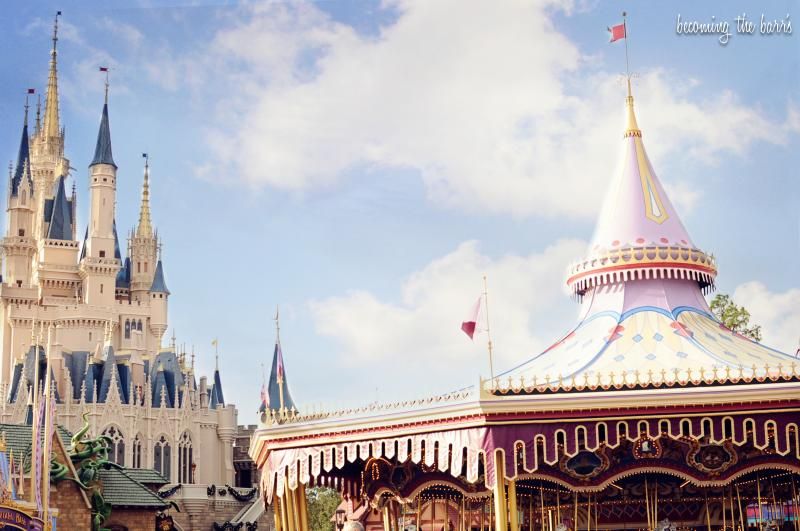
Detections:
624,78,640,137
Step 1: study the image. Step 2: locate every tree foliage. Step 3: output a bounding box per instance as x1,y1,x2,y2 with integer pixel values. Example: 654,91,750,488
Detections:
307,487,341,531
710,294,762,342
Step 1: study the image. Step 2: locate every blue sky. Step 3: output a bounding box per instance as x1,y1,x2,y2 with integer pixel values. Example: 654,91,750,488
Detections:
1,0,798,423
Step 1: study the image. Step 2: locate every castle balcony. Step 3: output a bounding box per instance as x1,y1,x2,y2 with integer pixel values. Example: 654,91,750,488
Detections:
41,239,79,249
0,284,37,302
1,236,36,251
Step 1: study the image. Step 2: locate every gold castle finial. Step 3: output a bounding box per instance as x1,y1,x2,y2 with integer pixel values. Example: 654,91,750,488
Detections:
137,153,153,238
42,11,62,140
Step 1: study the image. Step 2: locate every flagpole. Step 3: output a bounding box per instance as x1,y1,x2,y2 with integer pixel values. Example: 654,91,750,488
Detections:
30,322,41,505
483,276,495,382
42,325,53,522
275,306,285,411
622,12,630,82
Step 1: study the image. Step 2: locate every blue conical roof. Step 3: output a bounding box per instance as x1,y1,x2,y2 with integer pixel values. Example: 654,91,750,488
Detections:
267,341,295,411
150,260,169,294
90,103,116,168
116,257,131,288
46,176,73,240
11,112,33,197
79,227,88,260
113,220,122,260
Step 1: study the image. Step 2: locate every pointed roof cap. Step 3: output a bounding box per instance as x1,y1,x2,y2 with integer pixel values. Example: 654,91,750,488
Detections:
90,102,116,168
112,220,122,260
45,176,73,240
79,227,88,260
11,106,33,197
566,85,716,297
150,260,169,294
590,82,694,253
267,340,295,411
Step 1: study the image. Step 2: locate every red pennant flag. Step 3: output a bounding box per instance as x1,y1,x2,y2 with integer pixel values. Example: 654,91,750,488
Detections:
608,23,626,42
461,297,482,340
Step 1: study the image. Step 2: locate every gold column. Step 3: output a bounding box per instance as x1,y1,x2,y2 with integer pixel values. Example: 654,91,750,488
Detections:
285,488,298,531
493,450,508,531
383,505,393,531
297,483,309,531
508,481,519,531
274,498,284,531
281,494,292,531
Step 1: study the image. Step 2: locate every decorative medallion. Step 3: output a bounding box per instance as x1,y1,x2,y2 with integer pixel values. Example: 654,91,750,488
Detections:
633,437,662,459
559,448,609,480
686,441,737,475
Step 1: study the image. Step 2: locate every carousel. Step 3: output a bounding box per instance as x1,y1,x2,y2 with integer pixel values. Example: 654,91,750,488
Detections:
250,78,800,531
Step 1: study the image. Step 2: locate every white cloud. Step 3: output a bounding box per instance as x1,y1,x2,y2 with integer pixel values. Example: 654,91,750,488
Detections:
156,0,797,219
309,239,585,390
732,281,800,354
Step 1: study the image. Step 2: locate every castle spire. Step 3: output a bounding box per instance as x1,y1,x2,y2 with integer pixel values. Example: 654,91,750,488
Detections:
10,101,32,197
136,154,153,238
90,89,116,168
42,12,62,141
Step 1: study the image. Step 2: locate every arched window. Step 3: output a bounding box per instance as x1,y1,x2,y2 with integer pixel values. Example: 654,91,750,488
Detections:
178,432,194,484
102,426,125,466
132,434,143,469
124,320,131,339
137,320,143,332
154,435,171,480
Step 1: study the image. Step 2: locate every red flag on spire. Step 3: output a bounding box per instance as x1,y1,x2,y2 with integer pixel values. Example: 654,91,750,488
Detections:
461,297,482,340
608,23,626,42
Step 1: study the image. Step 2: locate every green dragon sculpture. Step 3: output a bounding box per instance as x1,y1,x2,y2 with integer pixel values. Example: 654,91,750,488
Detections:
50,412,121,531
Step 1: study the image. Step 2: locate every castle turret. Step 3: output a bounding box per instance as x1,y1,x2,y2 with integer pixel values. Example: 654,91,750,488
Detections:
3,104,36,288
149,259,169,347
129,156,158,302
79,88,120,306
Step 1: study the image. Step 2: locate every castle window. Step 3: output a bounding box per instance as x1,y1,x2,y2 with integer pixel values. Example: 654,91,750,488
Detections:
124,320,131,339
21,192,26,205
144,263,148,273
137,320,143,332
178,432,194,484
100,284,104,294
137,262,141,274
18,229,24,237
102,426,125,466
132,434,143,468
99,250,106,258
89,332,92,342
154,435,171,480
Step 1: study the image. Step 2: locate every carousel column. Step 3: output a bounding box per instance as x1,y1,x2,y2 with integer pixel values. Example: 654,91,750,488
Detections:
273,498,283,531
508,480,519,531
287,486,301,531
383,505,393,531
297,483,309,531
493,449,509,531
280,494,292,531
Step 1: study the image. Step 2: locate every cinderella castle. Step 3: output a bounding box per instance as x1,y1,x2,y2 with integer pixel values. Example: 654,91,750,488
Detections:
0,16,241,495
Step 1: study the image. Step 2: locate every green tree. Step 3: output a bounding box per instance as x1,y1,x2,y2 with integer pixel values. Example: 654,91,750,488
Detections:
307,487,342,531
710,293,762,342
